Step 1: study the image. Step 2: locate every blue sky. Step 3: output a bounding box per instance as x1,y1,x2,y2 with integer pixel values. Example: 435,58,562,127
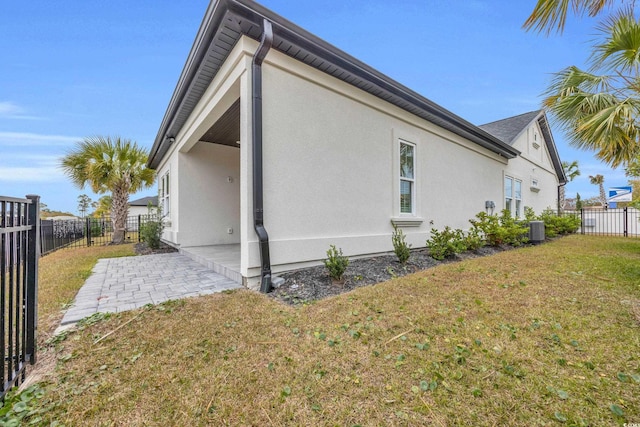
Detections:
0,0,626,214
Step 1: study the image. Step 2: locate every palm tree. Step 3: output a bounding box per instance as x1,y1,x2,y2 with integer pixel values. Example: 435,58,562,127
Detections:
92,195,113,218
560,160,580,211
61,136,155,244
523,0,619,35
540,9,640,169
589,174,608,208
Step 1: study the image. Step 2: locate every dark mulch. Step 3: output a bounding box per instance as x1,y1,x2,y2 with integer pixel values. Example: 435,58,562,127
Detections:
134,242,178,256
270,245,519,305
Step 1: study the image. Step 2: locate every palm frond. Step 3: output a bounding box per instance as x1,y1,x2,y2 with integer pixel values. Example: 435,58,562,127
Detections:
523,0,616,35
591,7,640,73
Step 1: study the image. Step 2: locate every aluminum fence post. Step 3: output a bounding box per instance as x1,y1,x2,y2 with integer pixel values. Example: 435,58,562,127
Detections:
86,217,91,247
25,195,39,365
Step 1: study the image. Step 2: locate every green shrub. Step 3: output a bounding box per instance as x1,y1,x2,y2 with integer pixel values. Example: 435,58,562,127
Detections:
524,206,537,222
463,227,485,251
498,210,530,246
469,212,505,246
140,216,164,249
324,245,349,281
538,209,580,237
426,227,467,260
469,211,529,246
87,218,103,237
391,224,411,264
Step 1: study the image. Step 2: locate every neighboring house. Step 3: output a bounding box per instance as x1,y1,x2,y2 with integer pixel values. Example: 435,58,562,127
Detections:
147,0,566,291
128,196,158,217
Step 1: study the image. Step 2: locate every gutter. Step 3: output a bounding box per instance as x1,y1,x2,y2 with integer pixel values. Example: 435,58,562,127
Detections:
252,19,274,293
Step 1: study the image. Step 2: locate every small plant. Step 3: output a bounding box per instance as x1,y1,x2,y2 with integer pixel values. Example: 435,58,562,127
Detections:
524,206,537,222
469,212,505,246
140,204,164,249
426,227,467,260
0,384,47,425
324,245,349,281
463,227,484,251
87,217,104,237
498,210,529,246
391,224,411,264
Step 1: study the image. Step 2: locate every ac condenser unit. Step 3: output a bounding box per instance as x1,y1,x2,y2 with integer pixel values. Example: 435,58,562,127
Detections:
529,221,545,244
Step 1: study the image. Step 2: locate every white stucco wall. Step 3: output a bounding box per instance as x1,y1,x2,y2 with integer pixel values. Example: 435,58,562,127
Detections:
244,47,512,283
504,120,560,214
177,142,241,247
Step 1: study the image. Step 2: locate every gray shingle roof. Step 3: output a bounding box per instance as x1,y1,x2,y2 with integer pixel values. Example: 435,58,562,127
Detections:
478,110,541,146
129,196,158,207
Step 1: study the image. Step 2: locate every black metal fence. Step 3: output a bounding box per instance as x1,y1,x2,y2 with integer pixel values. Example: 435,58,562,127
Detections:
0,195,39,399
41,215,158,255
564,208,640,237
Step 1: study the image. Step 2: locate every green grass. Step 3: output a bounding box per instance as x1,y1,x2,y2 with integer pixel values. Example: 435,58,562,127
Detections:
38,243,135,341
28,235,640,425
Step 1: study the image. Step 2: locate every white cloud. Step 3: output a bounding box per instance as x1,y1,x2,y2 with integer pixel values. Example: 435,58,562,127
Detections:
0,166,65,183
0,101,23,116
0,102,43,120
0,152,65,183
0,132,80,146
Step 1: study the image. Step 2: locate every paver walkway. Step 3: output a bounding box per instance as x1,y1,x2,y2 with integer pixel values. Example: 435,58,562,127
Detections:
59,253,241,328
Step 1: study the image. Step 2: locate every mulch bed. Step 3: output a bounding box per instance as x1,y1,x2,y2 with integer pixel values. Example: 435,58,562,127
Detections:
134,242,178,256
133,239,542,306
270,245,521,305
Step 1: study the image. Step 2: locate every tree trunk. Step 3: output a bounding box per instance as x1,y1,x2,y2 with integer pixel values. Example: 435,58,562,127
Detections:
111,185,130,244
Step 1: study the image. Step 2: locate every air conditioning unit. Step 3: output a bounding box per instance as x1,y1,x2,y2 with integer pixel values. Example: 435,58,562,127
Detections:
529,221,545,244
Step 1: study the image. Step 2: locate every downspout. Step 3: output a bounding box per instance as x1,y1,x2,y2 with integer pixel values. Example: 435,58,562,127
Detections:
252,19,274,293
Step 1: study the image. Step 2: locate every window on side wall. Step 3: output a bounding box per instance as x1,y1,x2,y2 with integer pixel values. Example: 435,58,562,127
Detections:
160,172,170,217
399,141,415,215
504,176,522,218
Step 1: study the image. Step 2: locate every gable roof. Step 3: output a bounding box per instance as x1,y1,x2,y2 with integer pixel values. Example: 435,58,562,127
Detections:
148,0,520,169
129,196,158,207
480,110,567,184
478,110,541,146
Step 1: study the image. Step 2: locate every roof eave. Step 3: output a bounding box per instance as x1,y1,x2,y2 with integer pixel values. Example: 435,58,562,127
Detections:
538,113,567,184
149,0,520,168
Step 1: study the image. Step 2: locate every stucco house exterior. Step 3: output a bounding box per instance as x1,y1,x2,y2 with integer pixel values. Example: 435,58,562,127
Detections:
148,0,566,292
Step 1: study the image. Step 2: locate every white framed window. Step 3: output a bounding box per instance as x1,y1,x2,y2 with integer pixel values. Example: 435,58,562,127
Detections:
399,141,415,215
160,172,170,216
504,176,522,218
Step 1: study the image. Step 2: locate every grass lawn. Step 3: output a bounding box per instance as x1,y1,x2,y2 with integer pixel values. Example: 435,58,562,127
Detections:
38,244,136,341
28,236,640,425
